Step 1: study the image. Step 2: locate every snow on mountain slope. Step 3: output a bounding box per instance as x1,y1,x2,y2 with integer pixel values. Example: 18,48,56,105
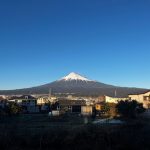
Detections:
60,72,92,81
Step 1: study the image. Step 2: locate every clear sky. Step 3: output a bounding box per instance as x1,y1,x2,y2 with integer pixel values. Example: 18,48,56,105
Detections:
0,0,150,90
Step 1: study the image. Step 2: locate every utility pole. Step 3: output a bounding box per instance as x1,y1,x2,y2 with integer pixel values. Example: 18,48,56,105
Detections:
115,89,117,97
49,88,52,98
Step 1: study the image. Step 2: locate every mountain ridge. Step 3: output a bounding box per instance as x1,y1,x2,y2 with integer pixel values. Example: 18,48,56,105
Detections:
0,72,149,97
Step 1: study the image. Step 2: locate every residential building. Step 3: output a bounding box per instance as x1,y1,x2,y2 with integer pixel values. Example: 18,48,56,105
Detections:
96,95,128,104
57,99,86,113
129,91,150,108
9,95,39,113
81,105,93,116
37,96,57,105
37,96,50,105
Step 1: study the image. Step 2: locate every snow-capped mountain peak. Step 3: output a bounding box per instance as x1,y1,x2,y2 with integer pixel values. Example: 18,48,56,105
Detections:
60,72,92,81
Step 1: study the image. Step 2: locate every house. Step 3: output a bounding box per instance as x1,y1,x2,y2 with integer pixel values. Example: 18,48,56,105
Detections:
129,91,150,108
37,96,50,105
9,95,39,113
94,102,106,116
94,96,106,103
95,103,102,111
0,95,7,99
97,95,128,104
57,99,86,113
81,105,93,116
0,99,7,109
37,96,57,105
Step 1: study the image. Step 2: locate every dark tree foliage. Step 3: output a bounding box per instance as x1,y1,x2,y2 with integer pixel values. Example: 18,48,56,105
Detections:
51,102,59,110
101,103,110,113
116,100,145,118
100,103,118,117
4,102,22,116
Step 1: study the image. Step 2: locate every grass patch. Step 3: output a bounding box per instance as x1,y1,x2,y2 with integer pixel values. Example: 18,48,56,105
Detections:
0,114,150,150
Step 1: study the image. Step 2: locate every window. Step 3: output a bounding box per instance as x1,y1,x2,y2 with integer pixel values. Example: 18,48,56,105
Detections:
144,96,150,101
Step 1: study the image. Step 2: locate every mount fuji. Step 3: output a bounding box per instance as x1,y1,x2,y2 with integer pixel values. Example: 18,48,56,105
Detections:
0,72,148,97
60,72,92,81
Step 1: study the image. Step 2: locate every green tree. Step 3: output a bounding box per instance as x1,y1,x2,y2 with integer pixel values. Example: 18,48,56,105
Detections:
5,102,22,116
101,103,110,113
101,103,118,117
116,100,145,118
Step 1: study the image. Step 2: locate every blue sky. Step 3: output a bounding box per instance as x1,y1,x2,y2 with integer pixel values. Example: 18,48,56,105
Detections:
0,0,150,90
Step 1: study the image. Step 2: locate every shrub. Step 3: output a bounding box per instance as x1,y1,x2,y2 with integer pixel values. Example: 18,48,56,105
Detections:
5,102,22,116
116,100,145,118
